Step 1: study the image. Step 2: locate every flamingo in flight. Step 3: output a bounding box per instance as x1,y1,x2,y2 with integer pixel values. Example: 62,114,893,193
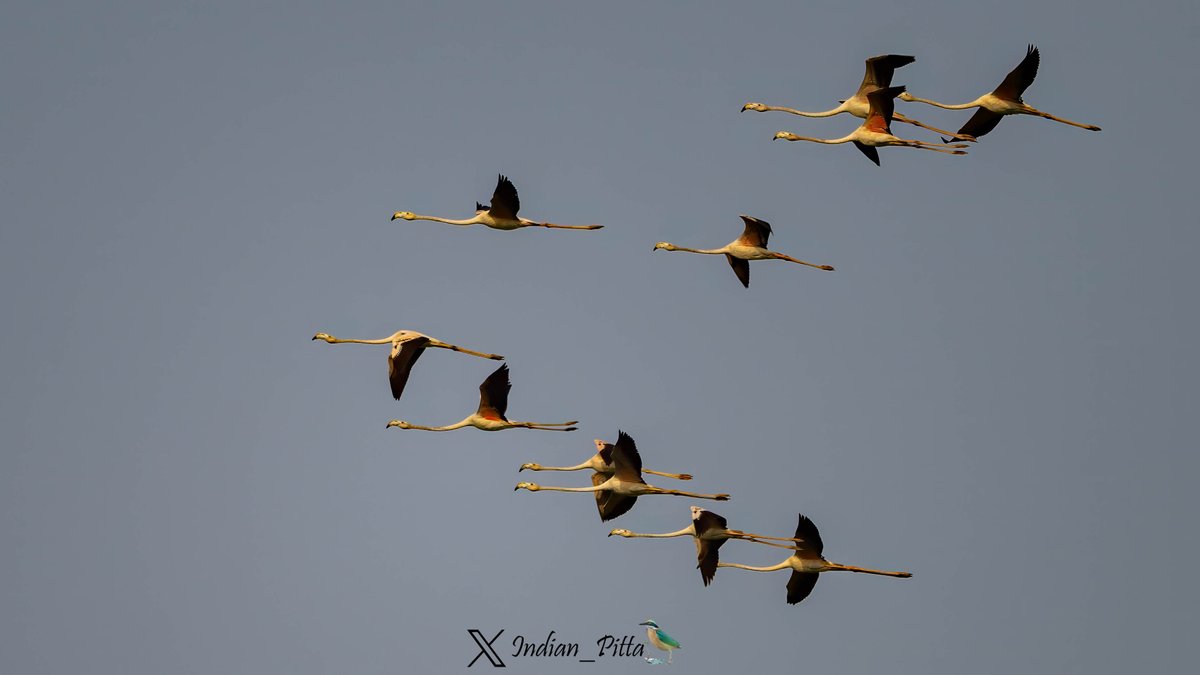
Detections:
514,431,731,518
741,54,969,140
899,45,1101,140
391,174,603,231
312,330,502,401
774,86,969,165
520,437,693,481
609,506,808,586
522,436,694,522
385,364,577,432
652,215,834,288
718,513,911,605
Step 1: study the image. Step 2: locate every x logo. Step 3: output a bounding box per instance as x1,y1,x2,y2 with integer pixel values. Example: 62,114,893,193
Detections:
467,629,506,667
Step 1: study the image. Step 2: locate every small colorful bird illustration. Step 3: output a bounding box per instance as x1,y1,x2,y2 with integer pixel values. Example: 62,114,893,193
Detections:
638,620,680,664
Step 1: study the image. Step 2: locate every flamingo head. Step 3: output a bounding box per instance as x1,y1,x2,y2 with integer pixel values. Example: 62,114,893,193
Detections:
773,131,801,141
312,332,335,342
391,211,416,221
652,242,677,252
385,420,412,429
514,482,541,492
518,463,541,472
741,102,768,112
608,528,633,537
897,91,916,102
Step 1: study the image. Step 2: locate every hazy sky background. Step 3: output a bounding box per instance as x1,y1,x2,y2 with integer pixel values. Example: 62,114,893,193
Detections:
3,1,1198,673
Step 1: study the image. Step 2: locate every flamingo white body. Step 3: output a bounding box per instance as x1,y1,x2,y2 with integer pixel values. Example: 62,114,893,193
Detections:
741,54,969,139
899,45,1101,140
391,174,602,231
774,85,969,165
725,243,784,260
462,417,518,432
515,432,731,519
653,215,834,288
385,364,578,433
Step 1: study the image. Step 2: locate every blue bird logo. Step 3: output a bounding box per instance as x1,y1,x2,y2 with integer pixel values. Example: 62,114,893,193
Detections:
638,619,681,664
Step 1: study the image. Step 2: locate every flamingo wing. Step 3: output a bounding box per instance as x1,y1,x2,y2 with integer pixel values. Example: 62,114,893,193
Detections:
793,513,825,558
388,337,430,401
786,571,820,605
593,471,637,521
610,430,644,479
858,54,915,94
725,254,750,288
476,363,511,420
696,536,727,587
736,215,772,248
692,508,728,533
864,86,903,132
488,174,521,220
956,107,1005,139
993,44,1039,101
596,440,614,466
853,141,881,166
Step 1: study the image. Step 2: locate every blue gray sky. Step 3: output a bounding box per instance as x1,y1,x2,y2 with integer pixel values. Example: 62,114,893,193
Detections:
2,1,1197,673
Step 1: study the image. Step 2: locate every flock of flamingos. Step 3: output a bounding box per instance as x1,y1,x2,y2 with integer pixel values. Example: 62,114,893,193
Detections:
312,45,1099,645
